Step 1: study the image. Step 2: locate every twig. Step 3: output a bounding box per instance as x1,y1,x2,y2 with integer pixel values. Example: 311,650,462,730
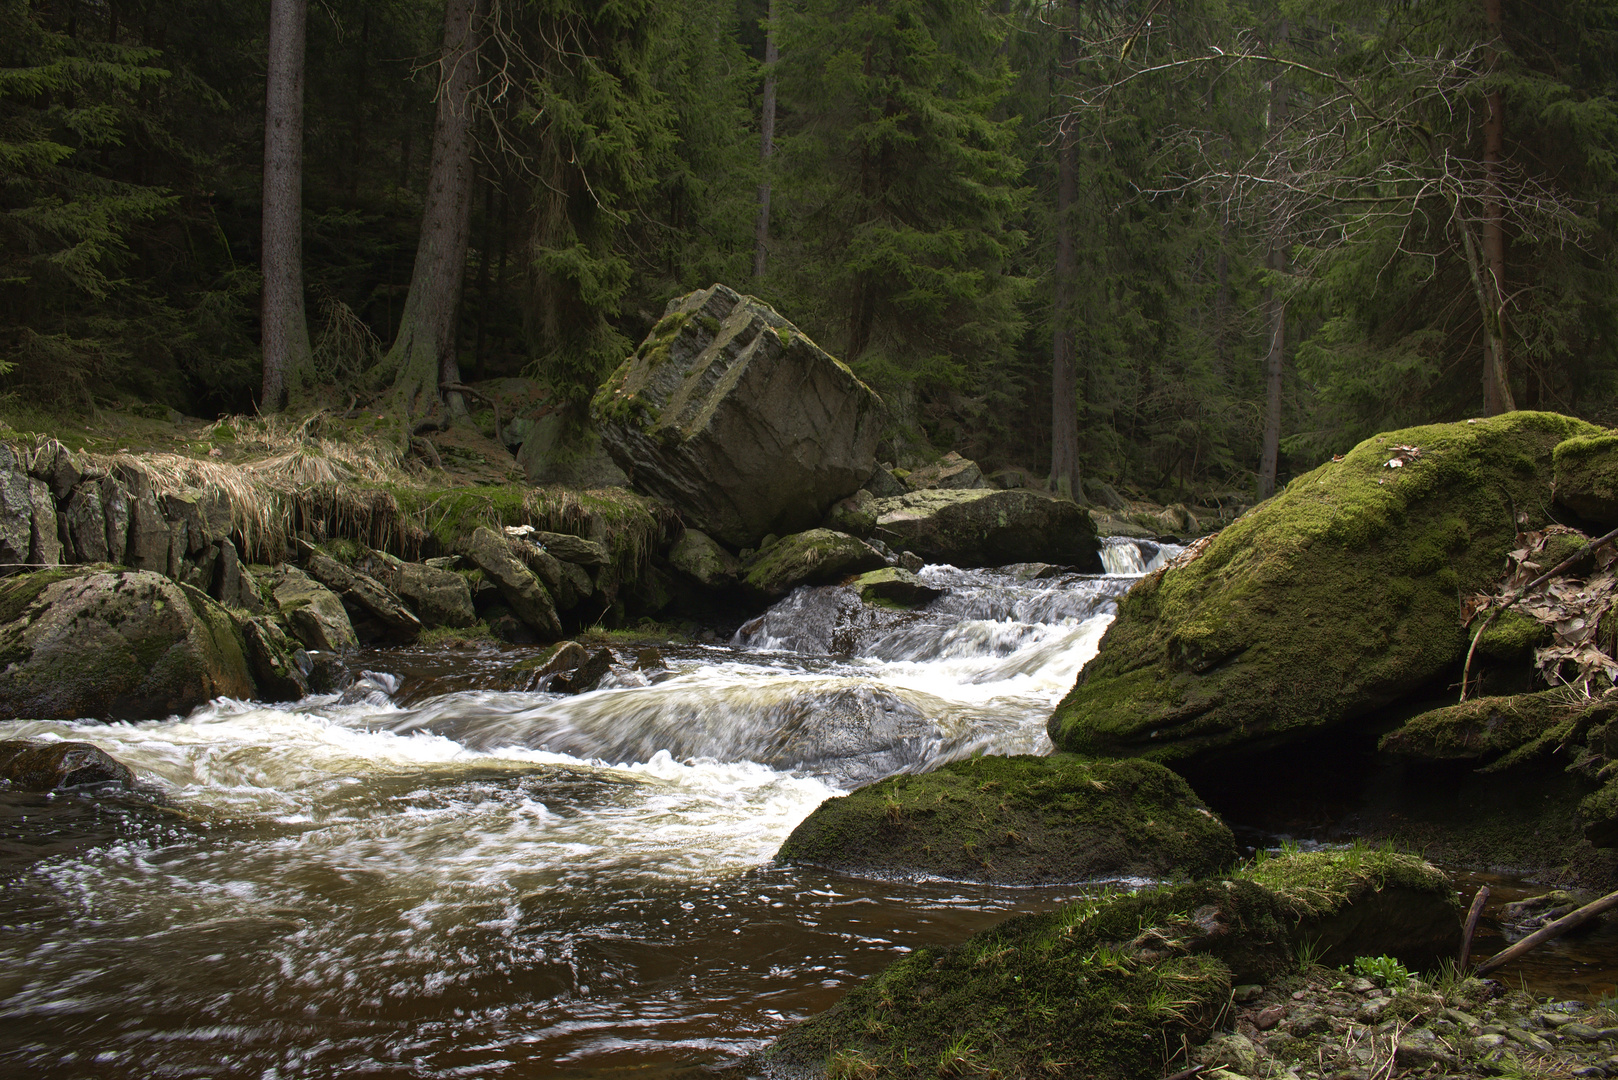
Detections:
1460,523,1618,701
1162,1066,1205,1080
1458,884,1490,970
1474,886,1618,976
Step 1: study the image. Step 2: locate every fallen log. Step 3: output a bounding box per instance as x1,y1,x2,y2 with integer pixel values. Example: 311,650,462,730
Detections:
1474,886,1618,977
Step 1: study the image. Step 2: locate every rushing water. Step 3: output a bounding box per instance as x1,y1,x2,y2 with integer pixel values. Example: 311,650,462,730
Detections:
0,547,1172,1079
12,537,1602,1079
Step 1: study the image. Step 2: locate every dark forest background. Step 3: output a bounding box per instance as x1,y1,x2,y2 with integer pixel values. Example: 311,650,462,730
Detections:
5,0,1618,502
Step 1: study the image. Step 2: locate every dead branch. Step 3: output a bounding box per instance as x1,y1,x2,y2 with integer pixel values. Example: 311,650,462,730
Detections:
1474,887,1618,976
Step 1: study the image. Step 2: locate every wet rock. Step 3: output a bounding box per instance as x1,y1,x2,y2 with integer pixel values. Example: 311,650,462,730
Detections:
1050,412,1597,762
460,527,563,640
667,527,741,590
741,528,887,598
515,640,590,688
777,754,1236,884
303,650,349,694
0,739,135,790
897,550,925,573
592,283,885,547
634,647,666,671
550,648,614,694
904,451,988,491
303,549,422,644
558,559,593,602
240,616,310,701
870,487,1100,570
852,566,942,608
1500,890,1591,935
0,567,256,721
269,566,359,653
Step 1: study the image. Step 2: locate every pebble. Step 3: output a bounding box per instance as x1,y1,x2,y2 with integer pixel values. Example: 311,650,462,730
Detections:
1232,983,1264,1003
1254,1004,1285,1031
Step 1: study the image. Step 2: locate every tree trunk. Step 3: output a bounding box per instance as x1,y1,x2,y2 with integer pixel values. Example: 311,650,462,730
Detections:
379,0,487,419
1049,0,1081,501
1256,18,1289,500
1481,0,1513,415
260,0,313,413
753,0,779,280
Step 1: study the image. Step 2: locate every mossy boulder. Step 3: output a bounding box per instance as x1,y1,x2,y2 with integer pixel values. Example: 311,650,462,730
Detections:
777,754,1236,884
741,528,887,598
0,567,256,721
762,849,1456,1080
667,527,741,590
851,566,941,608
1049,412,1599,763
1553,432,1618,527
592,283,886,547
268,566,358,652
870,487,1101,570
1378,690,1588,765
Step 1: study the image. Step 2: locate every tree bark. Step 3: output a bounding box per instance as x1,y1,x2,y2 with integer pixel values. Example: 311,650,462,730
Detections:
1049,0,1081,501
260,0,313,412
379,0,487,419
1257,18,1289,501
1481,0,1513,415
753,0,779,280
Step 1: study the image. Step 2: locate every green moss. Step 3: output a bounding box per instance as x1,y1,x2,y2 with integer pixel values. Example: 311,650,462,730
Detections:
1553,433,1618,525
1235,846,1451,918
741,528,885,597
1050,412,1601,762
417,621,495,648
778,754,1235,883
1379,690,1583,763
697,315,721,334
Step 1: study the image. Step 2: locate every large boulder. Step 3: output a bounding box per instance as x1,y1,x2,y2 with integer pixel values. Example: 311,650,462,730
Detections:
303,549,422,644
0,739,136,790
761,849,1456,1080
367,554,476,629
1049,412,1599,763
592,283,885,547
0,567,256,720
741,529,887,598
870,487,1100,569
778,754,1235,884
667,527,741,590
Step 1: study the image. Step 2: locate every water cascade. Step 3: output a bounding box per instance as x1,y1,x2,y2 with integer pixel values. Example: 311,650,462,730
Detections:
0,558,1166,1077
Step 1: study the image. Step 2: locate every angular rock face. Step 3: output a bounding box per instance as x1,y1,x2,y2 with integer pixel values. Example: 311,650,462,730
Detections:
904,451,988,491
0,445,36,569
0,568,256,721
270,566,359,653
383,560,476,628
240,616,310,701
778,754,1235,884
0,739,136,790
460,527,563,640
871,488,1099,569
592,283,885,547
741,529,887,598
303,550,422,644
667,527,741,590
1049,412,1598,764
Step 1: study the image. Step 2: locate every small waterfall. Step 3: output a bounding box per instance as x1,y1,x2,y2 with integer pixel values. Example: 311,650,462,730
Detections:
1099,536,1182,575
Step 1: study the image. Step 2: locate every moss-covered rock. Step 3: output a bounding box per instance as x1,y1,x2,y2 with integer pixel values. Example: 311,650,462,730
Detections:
1553,432,1618,527
1378,690,1587,764
850,566,940,608
741,528,887,598
776,754,1236,884
1049,412,1599,763
667,527,741,590
762,849,1455,1080
0,567,256,720
870,487,1101,570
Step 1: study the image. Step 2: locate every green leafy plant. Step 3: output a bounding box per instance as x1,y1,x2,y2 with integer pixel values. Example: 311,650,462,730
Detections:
1351,954,1410,991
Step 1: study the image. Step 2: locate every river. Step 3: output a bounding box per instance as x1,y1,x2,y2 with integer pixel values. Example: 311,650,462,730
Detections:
3,539,1610,1079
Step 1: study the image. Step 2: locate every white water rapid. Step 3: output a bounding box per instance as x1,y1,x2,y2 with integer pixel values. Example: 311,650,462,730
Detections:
0,544,1173,1078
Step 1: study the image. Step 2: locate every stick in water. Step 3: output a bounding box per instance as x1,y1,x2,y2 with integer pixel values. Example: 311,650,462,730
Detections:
1474,887,1618,977
1458,884,1489,971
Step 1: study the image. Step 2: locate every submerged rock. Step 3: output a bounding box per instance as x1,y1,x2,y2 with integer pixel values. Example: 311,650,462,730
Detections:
870,487,1100,570
0,739,135,790
0,567,255,720
777,754,1235,884
761,849,1457,1080
1050,412,1598,763
592,283,885,547
741,528,887,598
